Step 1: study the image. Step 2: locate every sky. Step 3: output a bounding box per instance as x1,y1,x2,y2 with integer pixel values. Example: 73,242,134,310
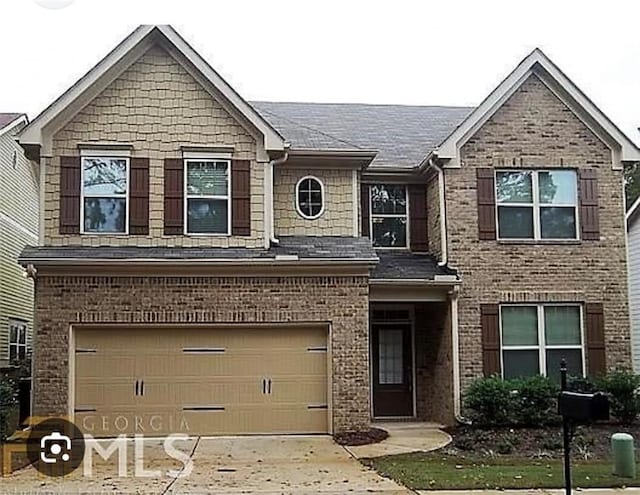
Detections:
1,0,639,144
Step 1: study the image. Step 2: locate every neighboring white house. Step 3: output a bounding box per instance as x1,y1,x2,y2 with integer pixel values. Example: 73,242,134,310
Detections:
627,196,640,371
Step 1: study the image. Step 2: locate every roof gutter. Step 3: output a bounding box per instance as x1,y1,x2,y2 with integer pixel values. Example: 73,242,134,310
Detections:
266,148,290,247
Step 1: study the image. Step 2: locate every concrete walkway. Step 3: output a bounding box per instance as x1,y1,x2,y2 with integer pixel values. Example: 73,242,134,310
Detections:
346,422,452,458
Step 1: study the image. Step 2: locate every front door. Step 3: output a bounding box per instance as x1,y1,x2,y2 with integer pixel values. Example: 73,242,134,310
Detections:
372,323,413,417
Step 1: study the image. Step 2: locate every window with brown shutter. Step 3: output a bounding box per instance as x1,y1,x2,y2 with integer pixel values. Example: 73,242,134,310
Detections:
579,169,600,240
129,157,149,235
59,156,81,234
481,304,501,376
231,159,251,236
164,158,184,235
409,183,428,252
360,184,370,237
477,168,497,240
585,303,606,376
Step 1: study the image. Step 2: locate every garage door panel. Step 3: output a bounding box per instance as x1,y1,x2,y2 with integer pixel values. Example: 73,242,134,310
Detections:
268,376,327,404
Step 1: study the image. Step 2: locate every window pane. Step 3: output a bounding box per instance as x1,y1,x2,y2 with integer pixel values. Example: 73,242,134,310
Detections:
379,329,404,385
546,349,583,381
539,171,577,204
503,350,539,379
18,346,26,360
501,306,538,345
9,345,16,362
18,326,26,344
540,207,576,239
83,158,127,195
372,217,407,247
297,178,323,218
187,198,228,234
496,171,532,203
83,198,126,233
371,185,406,214
9,325,17,344
187,161,228,196
545,306,581,345
498,206,534,238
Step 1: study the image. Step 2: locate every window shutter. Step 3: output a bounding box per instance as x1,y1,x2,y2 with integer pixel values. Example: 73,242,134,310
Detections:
360,184,370,237
585,303,606,376
477,168,497,240
409,183,428,252
164,158,184,235
579,169,600,241
129,157,149,235
59,156,81,234
481,304,501,377
231,159,251,236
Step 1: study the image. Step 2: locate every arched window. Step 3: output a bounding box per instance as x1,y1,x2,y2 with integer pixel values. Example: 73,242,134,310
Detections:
296,176,324,219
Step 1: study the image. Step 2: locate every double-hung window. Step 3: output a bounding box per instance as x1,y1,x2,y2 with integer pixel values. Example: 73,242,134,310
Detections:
185,159,230,235
81,157,129,234
370,184,408,248
500,304,584,381
496,170,578,240
8,319,28,362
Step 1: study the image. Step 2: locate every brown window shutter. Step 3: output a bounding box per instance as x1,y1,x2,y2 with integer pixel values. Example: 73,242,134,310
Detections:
361,184,370,237
477,168,497,240
579,169,600,241
481,304,501,377
164,158,184,235
585,303,606,376
59,156,81,234
231,159,251,236
129,157,149,235
409,183,428,252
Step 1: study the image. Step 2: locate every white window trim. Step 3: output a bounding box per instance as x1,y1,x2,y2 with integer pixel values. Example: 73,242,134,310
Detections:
369,184,410,250
8,319,28,362
495,169,580,241
80,156,130,235
499,303,586,379
295,175,325,220
184,158,232,236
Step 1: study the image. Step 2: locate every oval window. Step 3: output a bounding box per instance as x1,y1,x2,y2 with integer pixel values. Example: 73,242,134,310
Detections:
296,176,324,219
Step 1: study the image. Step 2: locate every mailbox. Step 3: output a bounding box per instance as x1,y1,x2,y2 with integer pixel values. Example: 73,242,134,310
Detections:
558,391,610,422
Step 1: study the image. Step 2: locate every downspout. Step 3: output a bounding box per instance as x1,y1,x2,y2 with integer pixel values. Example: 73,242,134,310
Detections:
449,285,467,423
266,148,289,246
427,156,448,265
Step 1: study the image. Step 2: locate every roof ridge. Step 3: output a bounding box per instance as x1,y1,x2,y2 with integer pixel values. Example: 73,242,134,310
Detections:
251,100,474,110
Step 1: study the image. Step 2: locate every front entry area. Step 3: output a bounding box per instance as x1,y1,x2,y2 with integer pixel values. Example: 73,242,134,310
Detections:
73,325,329,437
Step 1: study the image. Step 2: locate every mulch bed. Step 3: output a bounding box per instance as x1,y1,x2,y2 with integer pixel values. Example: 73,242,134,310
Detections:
446,423,640,460
334,427,389,446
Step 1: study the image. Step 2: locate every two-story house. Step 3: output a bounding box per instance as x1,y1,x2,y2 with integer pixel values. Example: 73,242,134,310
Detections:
17,25,639,436
0,113,38,369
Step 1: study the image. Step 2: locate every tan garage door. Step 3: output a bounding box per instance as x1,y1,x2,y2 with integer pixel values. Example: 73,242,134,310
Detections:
74,326,329,437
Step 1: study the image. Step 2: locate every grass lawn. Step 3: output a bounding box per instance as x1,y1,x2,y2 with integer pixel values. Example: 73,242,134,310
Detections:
363,452,640,491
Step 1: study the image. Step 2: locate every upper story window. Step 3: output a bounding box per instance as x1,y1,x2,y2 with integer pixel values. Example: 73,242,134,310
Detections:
185,159,230,235
8,319,28,362
496,170,578,240
501,304,584,381
81,157,129,234
296,176,324,219
370,184,407,248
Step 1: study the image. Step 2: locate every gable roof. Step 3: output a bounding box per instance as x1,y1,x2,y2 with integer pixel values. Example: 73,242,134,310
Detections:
252,101,472,168
0,113,27,136
435,48,640,167
18,25,285,154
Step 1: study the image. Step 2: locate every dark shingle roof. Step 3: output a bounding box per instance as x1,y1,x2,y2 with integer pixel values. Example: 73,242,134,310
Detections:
19,236,377,264
372,252,458,280
0,113,24,130
251,101,473,167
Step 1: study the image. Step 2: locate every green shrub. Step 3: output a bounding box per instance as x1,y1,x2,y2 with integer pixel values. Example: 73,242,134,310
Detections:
0,375,18,442
597,369,640,424
567,375,598,394
512,375,560,426
463,376,515,427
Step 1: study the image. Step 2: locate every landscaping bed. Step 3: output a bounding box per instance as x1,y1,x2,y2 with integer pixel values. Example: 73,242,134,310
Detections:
334,427,389,446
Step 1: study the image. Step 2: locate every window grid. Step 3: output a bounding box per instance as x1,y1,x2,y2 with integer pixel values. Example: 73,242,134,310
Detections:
368,184,409,249
495,170,579,240
8,319,28,362
295,176,324,219
184,159,231,236
499,304,585,379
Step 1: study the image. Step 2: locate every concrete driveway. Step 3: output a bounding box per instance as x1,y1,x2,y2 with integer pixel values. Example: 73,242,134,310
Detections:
2,435,410,494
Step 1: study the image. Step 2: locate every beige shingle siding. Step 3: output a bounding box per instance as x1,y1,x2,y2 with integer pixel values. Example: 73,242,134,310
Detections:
628,218,640,371
46,46,263,247
0,124,38,365
274,167,355,236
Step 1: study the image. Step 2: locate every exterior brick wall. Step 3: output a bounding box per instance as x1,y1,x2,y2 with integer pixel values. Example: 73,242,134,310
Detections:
426,173,442,259
46,46,263,248
274,167,355,236
32,274,371,433
448,74,631,391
